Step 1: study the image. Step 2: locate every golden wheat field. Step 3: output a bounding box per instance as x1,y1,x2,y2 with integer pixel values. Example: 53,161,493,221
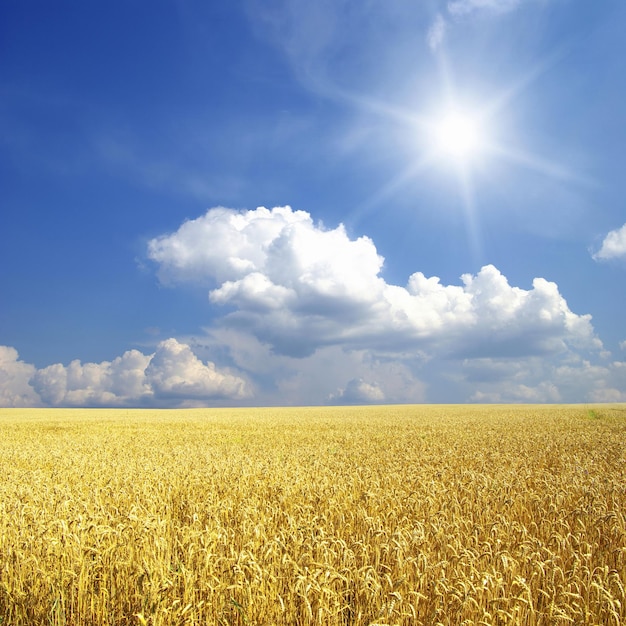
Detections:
0,405,625,626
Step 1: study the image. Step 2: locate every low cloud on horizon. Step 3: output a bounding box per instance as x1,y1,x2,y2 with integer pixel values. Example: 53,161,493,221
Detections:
2,205,624,408
0,339,250,409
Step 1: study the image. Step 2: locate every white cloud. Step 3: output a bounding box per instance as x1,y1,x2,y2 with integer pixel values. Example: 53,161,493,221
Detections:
148,206,601,361
329,378,385,404
0,346,42,407
3,204,623,407
139,205,625,404
460,354,626,403
148,206,318,286
189,329,427,406
24,339,250,408
146,338,250,404
471,382,560,403
463,357,562,402
593,223,626,261
33,350,152,407
554,359,626,403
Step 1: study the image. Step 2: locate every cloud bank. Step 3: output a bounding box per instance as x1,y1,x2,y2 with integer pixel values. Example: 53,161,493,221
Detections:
148,206,600,361
2,206,623,407
142,205,624,404
1,339,250,408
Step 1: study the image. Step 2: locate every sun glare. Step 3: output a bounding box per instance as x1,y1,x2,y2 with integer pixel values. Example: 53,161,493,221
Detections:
433,110,484,161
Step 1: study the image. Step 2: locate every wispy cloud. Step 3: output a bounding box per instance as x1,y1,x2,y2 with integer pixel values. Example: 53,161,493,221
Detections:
95,137,244,201
447,0,522,17
245,0,344,97
427,14,447,52
428,0,536,53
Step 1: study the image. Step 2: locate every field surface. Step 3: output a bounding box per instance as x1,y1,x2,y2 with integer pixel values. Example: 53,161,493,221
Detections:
1,404,625,625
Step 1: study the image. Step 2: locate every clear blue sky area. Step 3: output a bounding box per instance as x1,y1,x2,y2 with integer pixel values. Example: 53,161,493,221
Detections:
1,0,625,406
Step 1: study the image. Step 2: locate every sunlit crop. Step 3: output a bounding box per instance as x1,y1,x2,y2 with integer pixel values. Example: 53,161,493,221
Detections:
1,404,625,625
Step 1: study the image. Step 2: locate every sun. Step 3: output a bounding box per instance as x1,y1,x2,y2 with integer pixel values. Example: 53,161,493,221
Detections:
432,109,485,162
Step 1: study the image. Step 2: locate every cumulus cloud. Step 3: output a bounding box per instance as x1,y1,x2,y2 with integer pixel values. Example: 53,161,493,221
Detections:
140,205,626,404
33,349,151,406
145,338,249,403
0,346,42,407
3,203,622,407
148,206,601,362
7,339,250,408
593,223,626,261
329,378,385,405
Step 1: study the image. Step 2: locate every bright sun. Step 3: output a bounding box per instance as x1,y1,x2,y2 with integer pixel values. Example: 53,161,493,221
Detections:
432,109,484,162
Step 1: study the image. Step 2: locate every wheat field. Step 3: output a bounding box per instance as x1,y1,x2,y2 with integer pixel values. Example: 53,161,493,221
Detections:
0,405,625,625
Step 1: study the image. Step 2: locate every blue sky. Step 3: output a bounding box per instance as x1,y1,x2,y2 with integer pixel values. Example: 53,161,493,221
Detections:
1,0,625,407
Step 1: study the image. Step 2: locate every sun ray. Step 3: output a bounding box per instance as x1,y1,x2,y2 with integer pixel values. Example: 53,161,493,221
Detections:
348,152,439,224
485,143,596,186
337,43,589,258
457,162,484,265
481,47,569,119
